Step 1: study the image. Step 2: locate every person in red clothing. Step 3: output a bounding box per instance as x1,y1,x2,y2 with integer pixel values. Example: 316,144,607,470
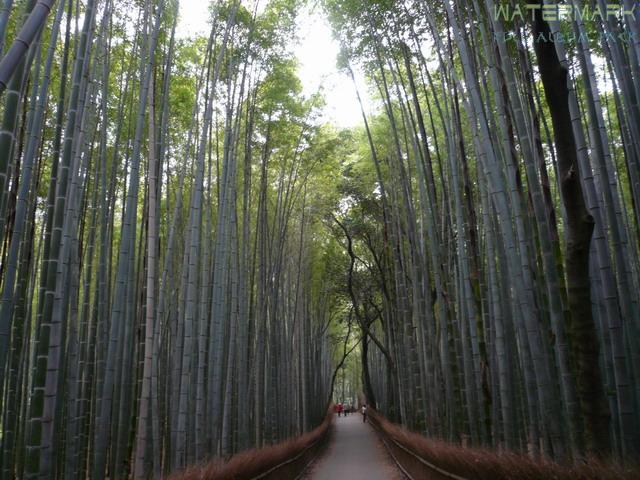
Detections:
337,402,343,417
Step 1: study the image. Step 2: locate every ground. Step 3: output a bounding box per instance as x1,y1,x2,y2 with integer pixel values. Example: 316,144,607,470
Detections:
303,413,405,480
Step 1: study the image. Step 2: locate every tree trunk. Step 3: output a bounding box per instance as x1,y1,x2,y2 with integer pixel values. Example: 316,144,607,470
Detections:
532,7,610,456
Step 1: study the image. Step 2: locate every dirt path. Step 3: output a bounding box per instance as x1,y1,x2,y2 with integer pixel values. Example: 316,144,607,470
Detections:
304,413,405,480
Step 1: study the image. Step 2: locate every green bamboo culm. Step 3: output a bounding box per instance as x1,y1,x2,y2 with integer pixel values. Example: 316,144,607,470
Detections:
0,0,56,94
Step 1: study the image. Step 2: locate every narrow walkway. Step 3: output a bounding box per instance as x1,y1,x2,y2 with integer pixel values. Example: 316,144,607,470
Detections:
304,413,405,480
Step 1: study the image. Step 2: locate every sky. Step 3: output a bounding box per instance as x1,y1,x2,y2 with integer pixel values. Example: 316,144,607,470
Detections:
176,0,371,128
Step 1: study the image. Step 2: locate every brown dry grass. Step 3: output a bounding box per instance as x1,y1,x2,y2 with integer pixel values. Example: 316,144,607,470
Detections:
369,408,640,480
168,410,333,480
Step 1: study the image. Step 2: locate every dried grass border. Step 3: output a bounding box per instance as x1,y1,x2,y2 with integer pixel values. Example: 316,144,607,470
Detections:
368,408,640,480
168,410,333,480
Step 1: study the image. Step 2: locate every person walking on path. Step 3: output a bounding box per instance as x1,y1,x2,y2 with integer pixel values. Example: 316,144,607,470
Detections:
337,403,343,417
304,405,403,479
361,404,367,423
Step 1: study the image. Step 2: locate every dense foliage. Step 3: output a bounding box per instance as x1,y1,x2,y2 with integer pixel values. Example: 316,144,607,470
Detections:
0,0,348,477
0,0,639,478
325,0,640,463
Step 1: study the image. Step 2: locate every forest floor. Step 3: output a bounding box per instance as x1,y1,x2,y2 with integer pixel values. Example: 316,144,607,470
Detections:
303,413,406,480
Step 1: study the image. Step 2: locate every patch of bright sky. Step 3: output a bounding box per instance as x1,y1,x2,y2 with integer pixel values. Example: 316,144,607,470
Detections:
176,0,372,128
294,3,372,127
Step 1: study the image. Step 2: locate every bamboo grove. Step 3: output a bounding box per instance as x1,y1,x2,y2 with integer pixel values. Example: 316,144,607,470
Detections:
0,0,346,477
323,0,640,464
1,0,640,478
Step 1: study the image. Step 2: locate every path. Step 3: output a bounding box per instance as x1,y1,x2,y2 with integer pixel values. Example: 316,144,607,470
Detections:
304,413,405,480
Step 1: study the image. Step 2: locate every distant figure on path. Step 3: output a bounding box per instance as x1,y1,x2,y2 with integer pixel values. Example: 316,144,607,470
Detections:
361,404,367,422
337,403,343,417
344,404,348,416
